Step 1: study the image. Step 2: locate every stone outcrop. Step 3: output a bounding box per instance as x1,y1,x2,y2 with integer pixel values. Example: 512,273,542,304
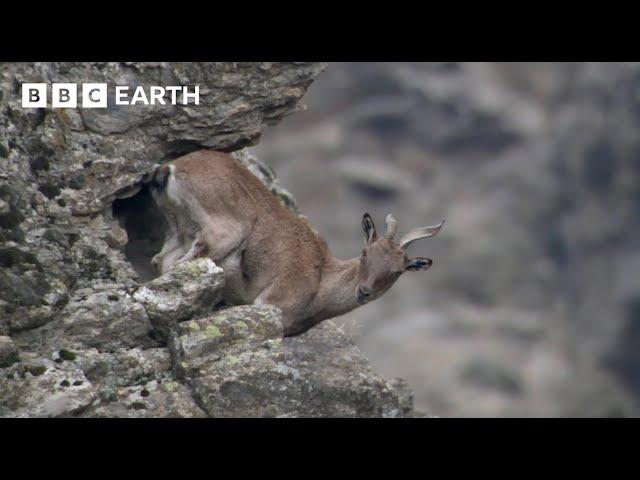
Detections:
0,62,417,417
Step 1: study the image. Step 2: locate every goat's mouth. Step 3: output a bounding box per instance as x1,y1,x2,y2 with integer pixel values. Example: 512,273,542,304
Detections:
356,284,374,305
356,289,372,305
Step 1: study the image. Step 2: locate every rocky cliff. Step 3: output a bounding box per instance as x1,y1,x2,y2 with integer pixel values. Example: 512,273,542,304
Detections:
0,62,415,417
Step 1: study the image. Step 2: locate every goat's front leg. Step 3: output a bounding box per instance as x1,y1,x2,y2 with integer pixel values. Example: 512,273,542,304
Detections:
254,278,317,337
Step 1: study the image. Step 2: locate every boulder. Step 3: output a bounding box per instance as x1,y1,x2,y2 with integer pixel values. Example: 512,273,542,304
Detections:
171,306,414,417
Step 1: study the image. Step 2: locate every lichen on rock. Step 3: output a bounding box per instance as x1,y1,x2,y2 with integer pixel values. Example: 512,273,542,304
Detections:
132,258,225,339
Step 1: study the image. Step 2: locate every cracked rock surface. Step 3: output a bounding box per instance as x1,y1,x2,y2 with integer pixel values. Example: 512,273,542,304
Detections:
171,305,412,417
0,62,418,417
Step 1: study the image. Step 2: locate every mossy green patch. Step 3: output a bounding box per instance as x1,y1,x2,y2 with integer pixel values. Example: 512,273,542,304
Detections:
58,349,76,361
0,352,20,368
27,365,46,376
183,260,208,275
43,228,68,247
0,246,39,268
163,381,177,393
226,355,240,366
188,322,201,332
205,325,222,338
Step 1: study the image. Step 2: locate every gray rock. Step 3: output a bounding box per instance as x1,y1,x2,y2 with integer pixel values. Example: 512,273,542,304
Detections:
233,149,299,212
172,306,413,417
0,336,19,368
0,354,97,417
133,258,224,338
83,380,207,418
76,347,171,389
281,321,413,417
57,289,153,350
0,199,9,215
171,304,285,380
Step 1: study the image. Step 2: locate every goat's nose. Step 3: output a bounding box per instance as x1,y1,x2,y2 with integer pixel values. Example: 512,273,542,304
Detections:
358,286,371,298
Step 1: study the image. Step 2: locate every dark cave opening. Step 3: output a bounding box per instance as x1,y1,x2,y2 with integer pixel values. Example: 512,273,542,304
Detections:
112,185,167,283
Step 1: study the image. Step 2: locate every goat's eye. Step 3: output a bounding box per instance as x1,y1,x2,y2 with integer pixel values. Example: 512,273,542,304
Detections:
361,249,367,257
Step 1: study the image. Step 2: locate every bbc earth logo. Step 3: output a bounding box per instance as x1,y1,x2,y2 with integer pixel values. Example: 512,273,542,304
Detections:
21,83,200,108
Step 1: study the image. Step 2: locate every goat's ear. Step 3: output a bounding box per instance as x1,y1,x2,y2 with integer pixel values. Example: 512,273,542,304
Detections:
362,213,377,244
405,257,433,271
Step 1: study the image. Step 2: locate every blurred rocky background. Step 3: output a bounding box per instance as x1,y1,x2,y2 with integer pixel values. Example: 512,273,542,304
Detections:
254,62,640,417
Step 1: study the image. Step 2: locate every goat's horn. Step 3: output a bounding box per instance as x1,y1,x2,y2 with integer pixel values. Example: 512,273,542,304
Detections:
385,214,398,239
399,219,445,249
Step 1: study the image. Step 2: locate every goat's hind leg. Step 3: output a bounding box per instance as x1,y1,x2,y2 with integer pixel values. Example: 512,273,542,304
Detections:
197,220,245,265
150,193,194,274
174,231,209,265
174,221,242,267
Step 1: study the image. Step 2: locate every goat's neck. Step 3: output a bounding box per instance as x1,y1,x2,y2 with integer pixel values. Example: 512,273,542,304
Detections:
313,255,361,320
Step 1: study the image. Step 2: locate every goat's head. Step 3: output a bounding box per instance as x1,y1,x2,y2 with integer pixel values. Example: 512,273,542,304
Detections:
356,213,444,305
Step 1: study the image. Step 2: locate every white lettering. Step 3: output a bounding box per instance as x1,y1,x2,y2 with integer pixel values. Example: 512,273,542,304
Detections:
22,83,47,108
52,83,77,108
130,86,149,105
115,86,129,105
22,83,200,108
150,86,166,105
166,86,181,105
182,86,199,105
82,83,107,108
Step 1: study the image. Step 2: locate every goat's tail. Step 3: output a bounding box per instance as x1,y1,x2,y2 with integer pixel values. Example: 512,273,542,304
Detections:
107,163,172,204
146,164,171,190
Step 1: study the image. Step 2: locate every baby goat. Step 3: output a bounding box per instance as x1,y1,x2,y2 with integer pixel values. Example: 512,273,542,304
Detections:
147,150,444,336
